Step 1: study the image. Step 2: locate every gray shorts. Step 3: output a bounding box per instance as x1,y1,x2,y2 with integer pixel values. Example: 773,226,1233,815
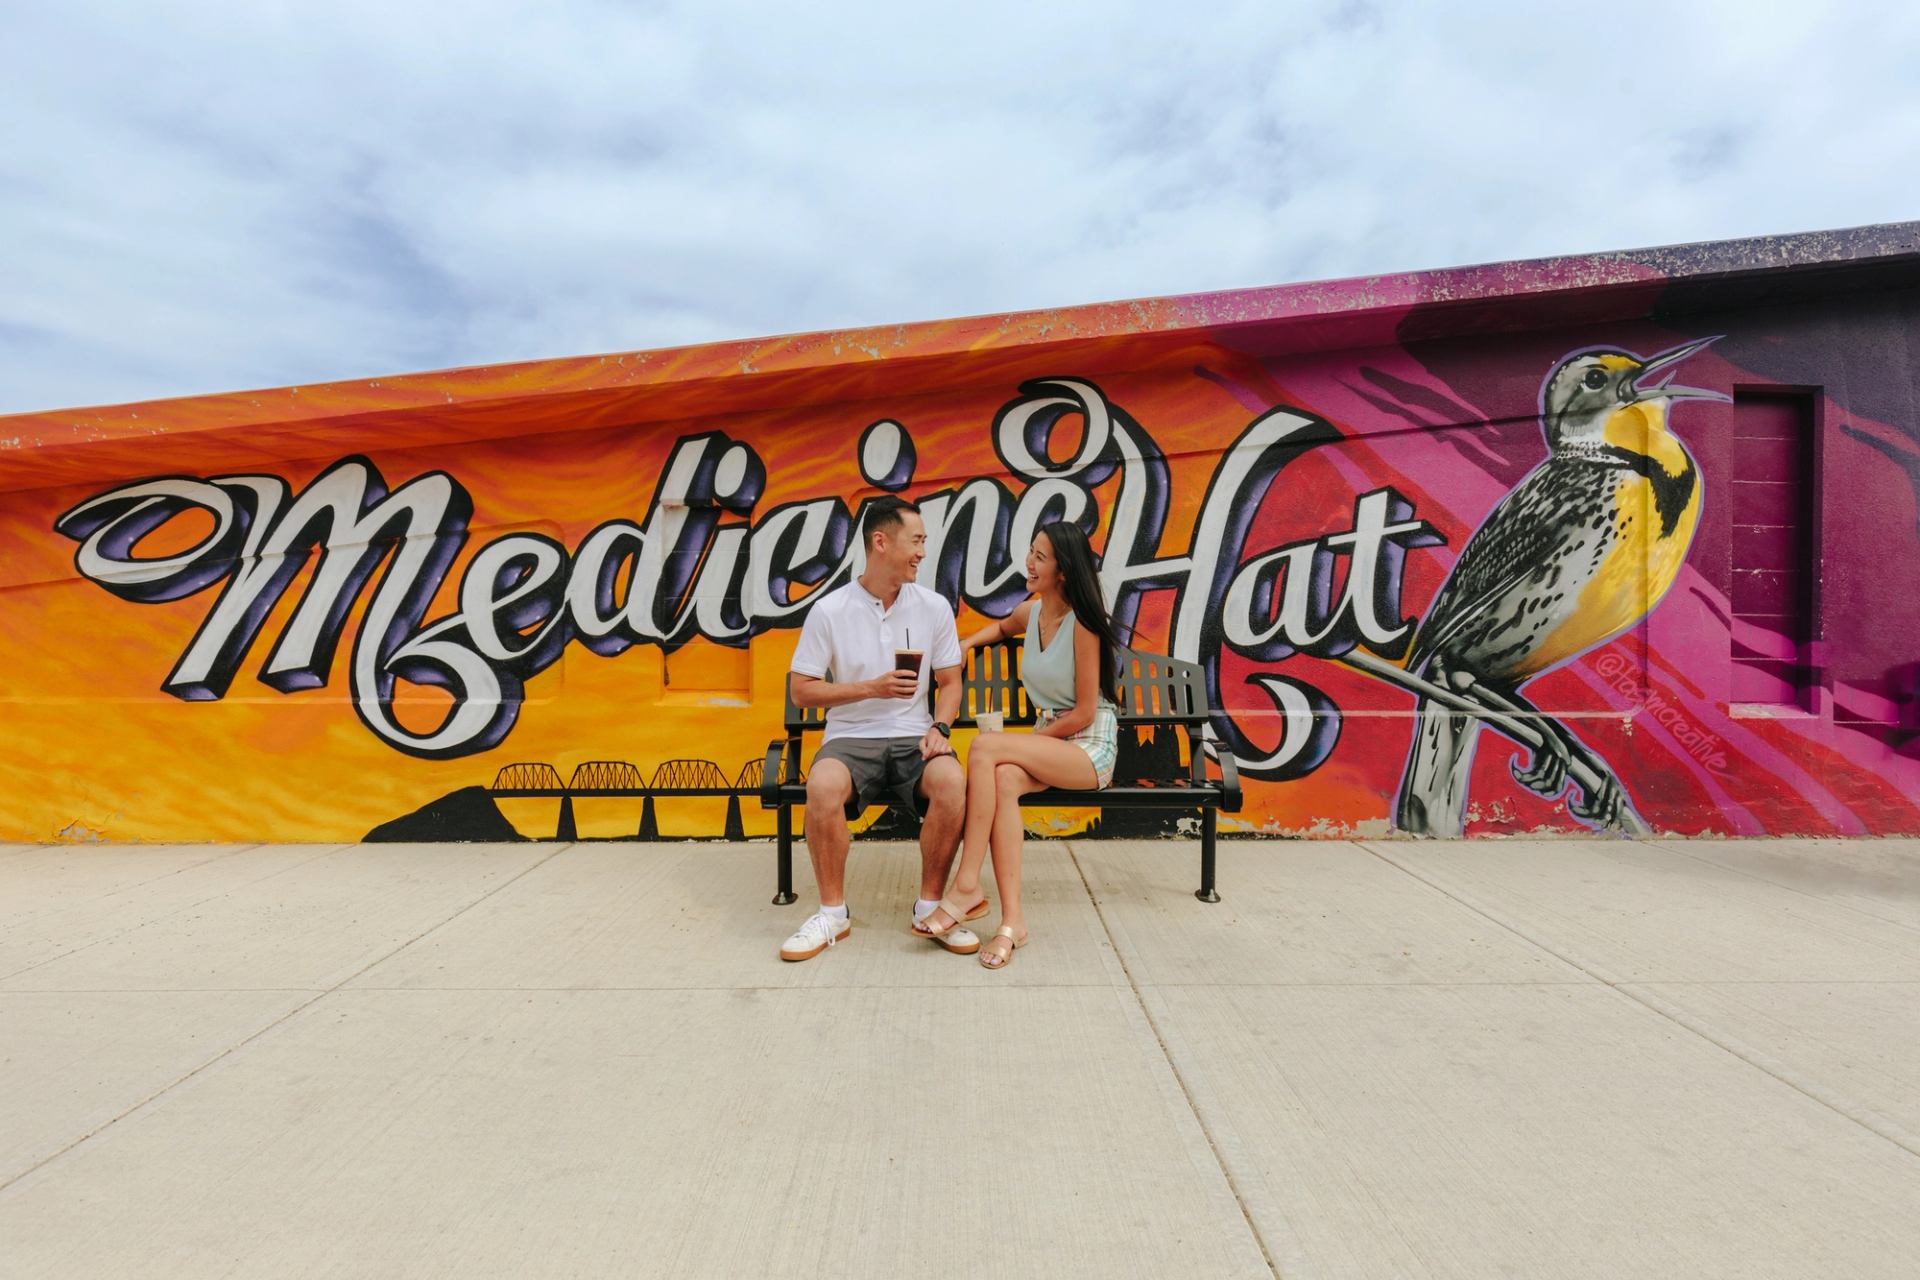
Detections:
813,736,937,814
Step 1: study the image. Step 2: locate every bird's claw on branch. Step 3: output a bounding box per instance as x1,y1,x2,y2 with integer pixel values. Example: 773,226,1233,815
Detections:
1570,771,1628,830
1509,738,1569,798
1512,739,1632,831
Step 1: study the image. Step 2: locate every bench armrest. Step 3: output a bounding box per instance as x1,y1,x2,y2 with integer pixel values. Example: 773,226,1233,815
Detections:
1210,734,1243,813
760,738,790,808
1182,722,1243,812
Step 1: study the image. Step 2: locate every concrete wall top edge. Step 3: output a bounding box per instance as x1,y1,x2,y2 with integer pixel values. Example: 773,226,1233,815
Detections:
2,219,1916,497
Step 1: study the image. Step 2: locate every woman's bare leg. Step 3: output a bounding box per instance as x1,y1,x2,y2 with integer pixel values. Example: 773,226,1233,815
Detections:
952,736,1005,897
974,733,1098,963
924,731,1095,936
987,762,1036,938
919,735,1011,933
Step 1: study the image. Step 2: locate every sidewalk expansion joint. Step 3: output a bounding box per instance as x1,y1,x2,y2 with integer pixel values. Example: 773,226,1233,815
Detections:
0,841,577,1196
1065,841,1285,1279
0,842,344,984
1629,836,1920,939
1357,840,1920,1166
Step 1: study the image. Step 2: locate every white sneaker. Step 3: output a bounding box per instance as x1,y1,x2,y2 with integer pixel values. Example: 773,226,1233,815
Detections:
912,904,981,956
780,910,851,961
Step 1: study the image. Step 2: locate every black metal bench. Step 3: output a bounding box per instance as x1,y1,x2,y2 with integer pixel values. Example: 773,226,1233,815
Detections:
759,641,1242,905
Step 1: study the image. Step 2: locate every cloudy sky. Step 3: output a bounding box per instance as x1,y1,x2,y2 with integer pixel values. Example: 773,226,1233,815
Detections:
2,1,1915,414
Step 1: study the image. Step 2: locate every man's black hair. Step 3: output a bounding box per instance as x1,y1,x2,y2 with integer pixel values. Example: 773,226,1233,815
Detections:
864,495,921,549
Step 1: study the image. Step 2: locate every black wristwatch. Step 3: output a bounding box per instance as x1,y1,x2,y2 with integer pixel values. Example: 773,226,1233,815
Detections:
931,721,952,738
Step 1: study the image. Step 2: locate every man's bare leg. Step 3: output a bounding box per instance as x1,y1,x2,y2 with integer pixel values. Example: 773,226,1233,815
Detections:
916,755,966,902
803,759,854,906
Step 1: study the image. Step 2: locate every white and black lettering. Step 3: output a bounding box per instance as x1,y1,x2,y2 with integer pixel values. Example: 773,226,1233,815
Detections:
55,378,1444,764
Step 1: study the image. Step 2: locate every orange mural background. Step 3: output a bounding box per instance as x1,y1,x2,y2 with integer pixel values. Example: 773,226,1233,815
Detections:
1,335,1289,842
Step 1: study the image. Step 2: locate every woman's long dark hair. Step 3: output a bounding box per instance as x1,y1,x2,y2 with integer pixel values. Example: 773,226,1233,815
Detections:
1037,520,1121,705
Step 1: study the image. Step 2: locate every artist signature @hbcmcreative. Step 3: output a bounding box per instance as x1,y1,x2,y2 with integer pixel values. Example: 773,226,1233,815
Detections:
1592,650,1729,772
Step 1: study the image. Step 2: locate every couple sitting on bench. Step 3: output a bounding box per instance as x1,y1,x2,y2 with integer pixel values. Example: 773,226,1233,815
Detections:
780,495,1121,971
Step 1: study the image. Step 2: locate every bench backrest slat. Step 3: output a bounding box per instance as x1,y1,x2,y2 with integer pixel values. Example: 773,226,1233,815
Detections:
784,641,1209,733
1118,649,1207,720
962,639,1026,721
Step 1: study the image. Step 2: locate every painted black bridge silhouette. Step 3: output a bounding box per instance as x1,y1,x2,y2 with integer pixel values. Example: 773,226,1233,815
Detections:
490,758,773,841
490,724,1183,842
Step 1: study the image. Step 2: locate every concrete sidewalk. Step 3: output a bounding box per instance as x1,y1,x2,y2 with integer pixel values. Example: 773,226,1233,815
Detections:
2,836,1918,1278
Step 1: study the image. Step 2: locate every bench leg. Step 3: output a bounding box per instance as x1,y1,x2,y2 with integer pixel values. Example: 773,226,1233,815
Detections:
773,806,798,905
1196,808,1221,903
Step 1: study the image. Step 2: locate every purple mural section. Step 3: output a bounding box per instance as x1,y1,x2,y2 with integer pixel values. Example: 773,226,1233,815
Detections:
1214,278,1920,835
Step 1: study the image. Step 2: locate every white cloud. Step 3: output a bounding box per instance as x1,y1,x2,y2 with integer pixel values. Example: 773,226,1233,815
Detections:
2,0,1915,412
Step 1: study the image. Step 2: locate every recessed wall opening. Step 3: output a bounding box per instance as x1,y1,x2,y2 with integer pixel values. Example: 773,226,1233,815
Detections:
1729,390,1819,710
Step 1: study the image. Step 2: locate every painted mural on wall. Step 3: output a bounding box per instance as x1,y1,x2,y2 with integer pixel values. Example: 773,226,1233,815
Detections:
4,301,1919,842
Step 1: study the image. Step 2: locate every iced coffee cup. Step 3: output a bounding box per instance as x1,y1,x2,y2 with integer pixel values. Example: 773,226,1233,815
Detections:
894,648,923,675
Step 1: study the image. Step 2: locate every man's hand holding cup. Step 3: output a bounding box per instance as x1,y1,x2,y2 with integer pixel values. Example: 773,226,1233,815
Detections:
873,668,919,699
882,642,924,700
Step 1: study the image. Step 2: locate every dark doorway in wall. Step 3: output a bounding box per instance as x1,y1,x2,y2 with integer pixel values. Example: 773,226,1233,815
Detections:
1729,390,1819,710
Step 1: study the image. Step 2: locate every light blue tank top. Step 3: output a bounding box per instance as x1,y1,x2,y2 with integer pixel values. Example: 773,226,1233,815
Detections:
1022,604,1113,711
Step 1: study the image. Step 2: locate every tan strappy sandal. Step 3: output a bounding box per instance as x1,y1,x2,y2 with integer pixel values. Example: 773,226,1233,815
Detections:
979,925,1027,970
911,893,990,939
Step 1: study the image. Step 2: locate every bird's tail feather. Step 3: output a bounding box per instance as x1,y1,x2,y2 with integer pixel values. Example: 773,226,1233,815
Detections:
1396,696,1480,837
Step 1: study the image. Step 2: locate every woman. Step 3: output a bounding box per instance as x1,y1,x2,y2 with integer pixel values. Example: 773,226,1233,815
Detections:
913,520,1121,969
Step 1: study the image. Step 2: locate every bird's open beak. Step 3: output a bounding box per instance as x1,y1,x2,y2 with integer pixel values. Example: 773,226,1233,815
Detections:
1627,336,1728,403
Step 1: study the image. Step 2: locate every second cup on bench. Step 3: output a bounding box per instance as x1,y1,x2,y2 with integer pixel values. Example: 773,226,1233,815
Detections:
976,703,1005,734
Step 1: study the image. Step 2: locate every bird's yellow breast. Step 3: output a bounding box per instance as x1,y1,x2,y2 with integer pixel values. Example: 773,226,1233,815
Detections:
1519,409,1700,677
1602,400,1690,476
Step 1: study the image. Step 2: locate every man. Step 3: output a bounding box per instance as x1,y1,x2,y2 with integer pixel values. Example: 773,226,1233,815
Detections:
779,495,978,960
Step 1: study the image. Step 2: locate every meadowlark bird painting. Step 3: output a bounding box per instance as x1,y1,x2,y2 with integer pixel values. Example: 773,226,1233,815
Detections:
1395,339,1724,836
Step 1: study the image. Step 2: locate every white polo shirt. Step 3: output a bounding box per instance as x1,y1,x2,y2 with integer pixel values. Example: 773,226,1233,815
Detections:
789,578,962,742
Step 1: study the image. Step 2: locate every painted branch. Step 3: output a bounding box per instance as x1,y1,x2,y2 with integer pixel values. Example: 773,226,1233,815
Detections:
1338,649,1652,836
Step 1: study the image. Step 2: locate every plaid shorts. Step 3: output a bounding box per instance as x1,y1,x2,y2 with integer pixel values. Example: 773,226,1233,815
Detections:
1039,705,1118,789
